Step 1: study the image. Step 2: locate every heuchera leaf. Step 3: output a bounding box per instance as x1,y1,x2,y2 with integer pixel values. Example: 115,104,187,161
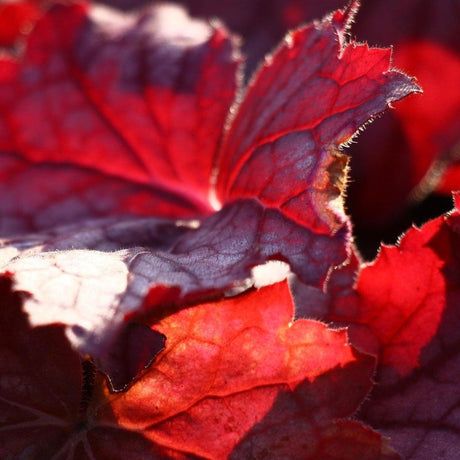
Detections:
216,1,418,220
0,1,419,390
0,199,351,387
358,194,460,459
332,220,447,378
341,0,460,230
0,274,83,457
294,194,460,458
1,280,399,459
296,202,454,380
0,2,238,234
209,0,459,231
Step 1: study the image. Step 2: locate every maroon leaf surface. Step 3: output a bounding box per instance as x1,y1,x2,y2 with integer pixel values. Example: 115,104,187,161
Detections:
296,200,455,380
335,222,447,378
2,2,446,456
294,195,460,458
1,280,396,459
0,199,350,388
0,2,420,390
0,2,239,235
0,274,83,457
337,0,460,236
358,194,460,459
158,0,459,240
213,0,419,285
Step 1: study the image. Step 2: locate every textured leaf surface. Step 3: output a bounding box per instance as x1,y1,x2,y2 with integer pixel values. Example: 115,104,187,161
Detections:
216,1,419,216
0,3,436,457
0,2,419,390
211,1,419,287
294,195,460,458
342,0,460,234
0,2,238,235
0,280,396,459
296,209,452,380
340,223,447,377
358,194,460,459
186,0,459,234
0,215,184,391
1,199,349,388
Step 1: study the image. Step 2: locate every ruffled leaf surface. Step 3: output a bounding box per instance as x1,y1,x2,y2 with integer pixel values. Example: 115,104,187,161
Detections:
1,280,398,459
0,2,239,235
294,195,460,458
358,194,460,459
0,2,419,389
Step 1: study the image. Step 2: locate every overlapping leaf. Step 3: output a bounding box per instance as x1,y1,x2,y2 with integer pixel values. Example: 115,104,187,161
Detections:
0,2,419,389
176,0,460,240
341,0,460,237
358,194,460,458
0,2,238,234
0,275,83,458
1,280,398,459
295,199,455,379
3,2,454,457
293,194,460,458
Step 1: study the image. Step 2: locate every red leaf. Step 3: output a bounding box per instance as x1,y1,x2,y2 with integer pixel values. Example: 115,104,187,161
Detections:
0,200,350,387
214,2,419,280
217,3,418,210
346,222,447,378
302,213,451,381
0,1,419,390
295,199,458,383
1,280,397,458
343,0,460,231
205,0,459,231
292,195,460,457
358,194,460,458
0,3,239,235
0,217,179,391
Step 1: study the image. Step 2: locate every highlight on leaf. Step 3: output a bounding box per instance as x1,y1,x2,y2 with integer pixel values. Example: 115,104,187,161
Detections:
1,279,397,459
0,1,444,458
0,1,420,392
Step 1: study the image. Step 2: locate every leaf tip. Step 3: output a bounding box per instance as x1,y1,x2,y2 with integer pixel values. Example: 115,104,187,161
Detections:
331,0,361,44
385,69,423,107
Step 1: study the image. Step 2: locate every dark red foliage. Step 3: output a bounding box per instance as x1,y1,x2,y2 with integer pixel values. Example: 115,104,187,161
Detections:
135,0,460,246
359,195,460,459
293,194,460,458
0,1,456,458
0,2,240,234
0,1,417,391
0,274,83,458
1,279,396,458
